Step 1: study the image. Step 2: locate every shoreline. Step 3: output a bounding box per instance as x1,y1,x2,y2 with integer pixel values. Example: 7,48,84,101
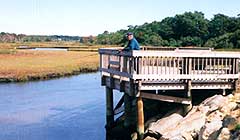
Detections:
0,67,98,83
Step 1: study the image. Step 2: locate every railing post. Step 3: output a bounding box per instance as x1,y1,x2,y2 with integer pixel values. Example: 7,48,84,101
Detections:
225,58,228,74
221,58,224,74
165,57,167,75
188,58,192,75
236,59,239,73
130,57,134,74
119,55,122,72
233,58,236,74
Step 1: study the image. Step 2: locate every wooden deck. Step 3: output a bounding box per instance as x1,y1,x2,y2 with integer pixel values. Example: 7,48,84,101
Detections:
99,47,240,139
100,47,239,93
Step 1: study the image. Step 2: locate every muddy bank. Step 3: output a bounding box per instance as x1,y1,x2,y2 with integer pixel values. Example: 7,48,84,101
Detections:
0,67,98,83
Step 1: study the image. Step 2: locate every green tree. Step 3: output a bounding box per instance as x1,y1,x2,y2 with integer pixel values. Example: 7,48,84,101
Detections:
208,14,239,38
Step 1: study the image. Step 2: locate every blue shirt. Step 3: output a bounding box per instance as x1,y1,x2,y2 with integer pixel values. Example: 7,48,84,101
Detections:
123,38,140,50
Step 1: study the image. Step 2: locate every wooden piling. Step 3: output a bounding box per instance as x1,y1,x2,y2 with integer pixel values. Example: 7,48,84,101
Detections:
124,93,133,127
137,97,144,140
187,80,192,97
223,89,226,96
184,80,192,114
106,87,114,128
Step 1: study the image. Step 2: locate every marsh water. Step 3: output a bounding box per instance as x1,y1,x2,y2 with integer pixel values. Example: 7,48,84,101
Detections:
34,48,68,51
0,73,121,140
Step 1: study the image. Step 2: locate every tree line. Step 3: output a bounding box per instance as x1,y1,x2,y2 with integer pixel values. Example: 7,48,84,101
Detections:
95,11,240,49
0,33,82,43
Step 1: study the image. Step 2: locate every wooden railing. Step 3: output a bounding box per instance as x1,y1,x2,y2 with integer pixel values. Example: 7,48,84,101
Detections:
99,48,240,81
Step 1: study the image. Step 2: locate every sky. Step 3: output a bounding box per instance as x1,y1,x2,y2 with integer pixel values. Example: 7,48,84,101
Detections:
0,0,239,36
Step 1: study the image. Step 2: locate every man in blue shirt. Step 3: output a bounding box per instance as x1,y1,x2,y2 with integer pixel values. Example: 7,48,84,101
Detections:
123,32,140,51
120,32,140,73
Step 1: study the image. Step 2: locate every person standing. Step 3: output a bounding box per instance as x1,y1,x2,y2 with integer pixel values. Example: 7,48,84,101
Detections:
123,32,140,50
120,32,140,73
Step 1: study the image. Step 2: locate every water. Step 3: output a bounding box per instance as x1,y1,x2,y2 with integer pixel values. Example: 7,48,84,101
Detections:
0,73,121,140
34,48,68,51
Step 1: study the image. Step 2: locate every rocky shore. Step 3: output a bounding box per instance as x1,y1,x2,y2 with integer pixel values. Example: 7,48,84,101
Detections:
144,93,240,140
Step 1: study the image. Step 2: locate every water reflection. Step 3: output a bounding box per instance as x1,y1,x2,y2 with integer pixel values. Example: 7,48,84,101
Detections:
0,73,123,140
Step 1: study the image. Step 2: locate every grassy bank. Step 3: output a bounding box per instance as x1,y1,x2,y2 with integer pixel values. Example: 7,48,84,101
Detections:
0,50,99,82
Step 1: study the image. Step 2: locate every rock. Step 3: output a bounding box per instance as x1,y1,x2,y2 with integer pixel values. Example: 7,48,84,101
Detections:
144,136,157,140
131,132,138,140
198,120,222,140
200,95,228,114
161,111,205,139
230,108,240,119
148,113,183,137
217,128,231,140
222,116,238,131
160,134,185,140
220,102,238,115
198,105,210,115
144,94,239,140
181,132,193,140
233,92,240,103
228,94,235,101
231,129,240,140
207,110,224,122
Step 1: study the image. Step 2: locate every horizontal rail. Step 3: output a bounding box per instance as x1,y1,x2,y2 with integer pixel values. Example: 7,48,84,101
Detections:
132,50,240,58
99,48,240,58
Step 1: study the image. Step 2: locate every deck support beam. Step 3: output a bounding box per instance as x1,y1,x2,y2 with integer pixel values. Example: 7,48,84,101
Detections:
106,87,114,128
137,96,144,140
140,92,191,104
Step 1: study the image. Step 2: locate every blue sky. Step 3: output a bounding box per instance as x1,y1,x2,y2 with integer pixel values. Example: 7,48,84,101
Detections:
0,0,239,36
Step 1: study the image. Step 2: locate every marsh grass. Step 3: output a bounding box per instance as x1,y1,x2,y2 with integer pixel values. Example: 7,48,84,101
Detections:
216,48,240,52
0,50,99,82
0,49,17,54
0,42,118,49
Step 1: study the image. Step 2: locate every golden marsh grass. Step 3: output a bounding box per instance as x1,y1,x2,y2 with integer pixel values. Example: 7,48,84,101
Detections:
0,50,99,82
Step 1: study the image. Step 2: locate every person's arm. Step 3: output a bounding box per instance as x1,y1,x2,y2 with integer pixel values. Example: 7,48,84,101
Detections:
122,41,131,51
118,43,128,53
125,40,134,50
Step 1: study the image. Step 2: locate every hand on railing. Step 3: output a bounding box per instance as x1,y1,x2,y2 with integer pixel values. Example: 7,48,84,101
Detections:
116,49,124,55
117,49,122,53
